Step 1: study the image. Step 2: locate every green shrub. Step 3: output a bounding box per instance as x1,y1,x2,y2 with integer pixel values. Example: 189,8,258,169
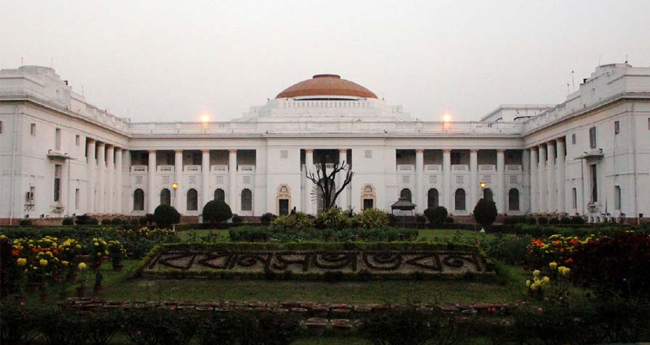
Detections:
424,206,448,227
102,218,113,226
229,226,418,242
153,204,181,229
512,304,602,345
537,216,549,225
271,212,314,231
62,217,74,226
549,217,560,225
19,219,33,227
202,201,233,223
354,208,389,229
254,312,301,345
231,215,243,225
503,216,527,225
37,305,90,345
112,218,123,226
0,301,40,345
473,198,497,229
261,212,277,226
315,207,351,229
196,311,254,345
571,216,586,224
483,234,531,265
123,308,198,345
359,306,467,345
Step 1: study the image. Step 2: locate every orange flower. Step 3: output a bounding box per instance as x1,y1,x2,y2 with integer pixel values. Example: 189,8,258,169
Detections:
565,258,574,264
11,250,19,257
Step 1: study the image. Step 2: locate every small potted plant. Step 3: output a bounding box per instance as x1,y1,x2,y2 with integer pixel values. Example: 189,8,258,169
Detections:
107,240,126,271
76,262,88,297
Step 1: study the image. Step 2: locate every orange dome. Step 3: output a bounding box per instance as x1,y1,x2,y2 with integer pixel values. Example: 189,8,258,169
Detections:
276,74,377,99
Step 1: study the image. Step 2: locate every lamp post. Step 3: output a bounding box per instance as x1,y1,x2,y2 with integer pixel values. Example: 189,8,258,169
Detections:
479,181,486,232
201,115,210,133
443,114,451,131
172,182,178,233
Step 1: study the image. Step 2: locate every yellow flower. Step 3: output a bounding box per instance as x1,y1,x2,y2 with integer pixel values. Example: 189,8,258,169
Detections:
17,258,27,266
549,262,558,270
39,259,48,267
61,260,69,266
531,283,540,291
94,242,99,246
533,270,541,277
76,244,82,249
0,235,6,239
525,280,531,287
542,276,550,284
45,251,53,257
78,262,87,271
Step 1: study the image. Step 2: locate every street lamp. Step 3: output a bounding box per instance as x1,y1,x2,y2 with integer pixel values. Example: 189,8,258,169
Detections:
171,182,179,233
443,114,451,130
201,114,210,133
480,181,486,189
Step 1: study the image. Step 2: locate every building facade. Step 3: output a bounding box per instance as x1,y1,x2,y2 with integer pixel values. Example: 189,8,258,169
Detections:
0,64,649,225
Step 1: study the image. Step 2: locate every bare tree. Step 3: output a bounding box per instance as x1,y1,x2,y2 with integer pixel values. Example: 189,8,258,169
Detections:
305,158,354,211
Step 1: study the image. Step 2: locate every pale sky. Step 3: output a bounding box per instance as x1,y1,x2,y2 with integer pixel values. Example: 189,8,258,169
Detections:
2,0,649,122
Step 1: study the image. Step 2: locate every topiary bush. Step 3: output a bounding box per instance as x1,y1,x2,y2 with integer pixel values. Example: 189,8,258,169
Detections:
202,201,233,223
153,204,181,229
424,206,448,227
19,219,33,227
62,217,74,226
473,198,497,229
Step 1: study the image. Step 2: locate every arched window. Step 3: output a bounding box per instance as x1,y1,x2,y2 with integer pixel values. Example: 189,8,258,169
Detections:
133,189,145,211
509,188,520,211
241,188,252,211
455,189,466,211
187,188,198,211
483,188,494,202
214,188,225,202
160,188,171,206
400,188,412,202
427,188,439,209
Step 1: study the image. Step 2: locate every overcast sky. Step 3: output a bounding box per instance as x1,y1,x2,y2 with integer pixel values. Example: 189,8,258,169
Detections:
2,0,649,122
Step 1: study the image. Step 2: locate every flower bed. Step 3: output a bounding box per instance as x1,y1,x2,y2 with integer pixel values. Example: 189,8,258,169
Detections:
138,242,494,281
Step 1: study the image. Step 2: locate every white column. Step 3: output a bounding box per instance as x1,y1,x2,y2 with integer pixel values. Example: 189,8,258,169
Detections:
147,150,156,214
338,149,348,210
469,150,478,212
115,148,123,214
174,150,183,212
522,149,531,213
530,147,538,213
304,149,314,214
106,145,114,214
538,145,547,213
442,149,452,210
415,149,424,212
202,150,210,210
556,139,566,215
87,139,96,214
228,149,237,212
497,149,506,214
61,161,69,214
547,141,556,213
97,143,106,214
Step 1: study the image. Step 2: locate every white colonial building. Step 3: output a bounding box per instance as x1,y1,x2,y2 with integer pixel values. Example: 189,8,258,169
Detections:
0,64,649,225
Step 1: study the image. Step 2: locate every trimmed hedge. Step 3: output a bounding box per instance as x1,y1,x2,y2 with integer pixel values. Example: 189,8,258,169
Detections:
228,226,419,242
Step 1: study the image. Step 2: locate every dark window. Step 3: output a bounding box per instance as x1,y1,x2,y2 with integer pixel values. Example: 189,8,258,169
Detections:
572,133,576,145
53,165,62,202
134,189,145,211
187,189,198,211
483,188,493,202
214,188,225,202
427,188,439,208
614,121,620,135
160,188,171,206
451,152,461,165
241,189,252,211
455,189,466,211
591,164,598,202
615,186,621,210
0,121,3,134
508,188,519,211
572,188,578,209
363,198,374,210
30,123,36,136
400,188,412,202
279,199,289,216
589,127,597,149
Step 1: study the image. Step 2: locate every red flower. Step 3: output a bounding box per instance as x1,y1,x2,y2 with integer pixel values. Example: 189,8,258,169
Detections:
11,250,19,257
565,258,574,264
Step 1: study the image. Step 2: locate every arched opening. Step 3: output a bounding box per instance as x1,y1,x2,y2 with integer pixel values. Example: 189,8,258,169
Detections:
133,189,145,211
427,188,439,209
160,188,171,206
187,188,198,211
483,188,494,202
277,184,291,216
509,188,520,211
455,188,466,211
400,188,412,202
361,184,376,211
214,188,225,203
241,188,253,211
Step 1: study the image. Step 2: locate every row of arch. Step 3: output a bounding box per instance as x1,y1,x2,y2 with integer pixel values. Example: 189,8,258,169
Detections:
400,188,520,211
132,188,253,212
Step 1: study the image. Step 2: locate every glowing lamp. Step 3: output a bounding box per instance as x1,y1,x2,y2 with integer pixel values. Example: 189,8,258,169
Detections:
172,182,178,190
480,181,486,189
443,114,451,122
201,115,210,123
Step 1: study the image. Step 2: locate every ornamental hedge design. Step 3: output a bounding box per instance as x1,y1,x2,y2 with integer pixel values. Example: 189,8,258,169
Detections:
138,242,494,280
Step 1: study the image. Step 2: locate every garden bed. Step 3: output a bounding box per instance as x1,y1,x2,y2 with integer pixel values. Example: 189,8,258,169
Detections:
138,242,494,281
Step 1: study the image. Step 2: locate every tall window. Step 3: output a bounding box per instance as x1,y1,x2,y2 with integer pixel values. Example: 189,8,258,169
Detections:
427,189,439,208
483,188,493,202
241,189,252,211
400,188,412,202
589,126,597,149
160,188,171,206
571,133,576,145
133,189,145,211
187,189,198,211
55,128,62,150
590,164,598,202
75,188,80,210
214,188,225,202
0,121,3,134
30,123,36,136
455,189,466,211
614,121,620,135
451,152,461,165
615,186,621,210
508,188,520,211
572,188,578,209
53,165,62,202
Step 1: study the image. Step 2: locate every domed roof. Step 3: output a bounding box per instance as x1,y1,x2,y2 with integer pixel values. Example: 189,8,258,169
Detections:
276,74,377,99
